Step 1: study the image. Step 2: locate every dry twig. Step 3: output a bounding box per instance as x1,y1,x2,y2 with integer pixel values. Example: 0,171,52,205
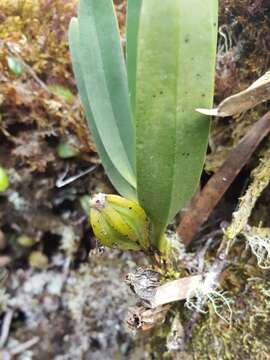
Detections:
0,310,39,359
178,111,270,245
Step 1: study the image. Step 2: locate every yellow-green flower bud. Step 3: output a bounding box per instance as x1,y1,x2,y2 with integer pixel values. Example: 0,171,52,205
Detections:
90,193,150,251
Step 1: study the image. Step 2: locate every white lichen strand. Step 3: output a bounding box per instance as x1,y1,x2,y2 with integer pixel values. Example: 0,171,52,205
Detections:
242,226,270,269
224,146,270,249
185,269,232,325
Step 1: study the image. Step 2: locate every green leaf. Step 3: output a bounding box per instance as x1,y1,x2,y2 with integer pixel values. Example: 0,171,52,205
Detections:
7,56,24,76
77,0,136,188
57,141,79,159
135,0,218,248
126,0,142,114
68,18,136,200
0,166,9,193
48,85,74,103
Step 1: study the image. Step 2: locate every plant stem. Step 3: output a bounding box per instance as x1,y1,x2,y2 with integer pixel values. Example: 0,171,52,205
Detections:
177,111,270,245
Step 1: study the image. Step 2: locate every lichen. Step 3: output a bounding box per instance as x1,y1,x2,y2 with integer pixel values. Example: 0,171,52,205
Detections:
188,145,270,358
60,258,141,360
225,146,270,243
242,226,270,269
190,262,270,359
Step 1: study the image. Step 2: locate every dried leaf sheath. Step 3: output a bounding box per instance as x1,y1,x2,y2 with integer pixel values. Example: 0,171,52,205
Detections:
197,71,270,117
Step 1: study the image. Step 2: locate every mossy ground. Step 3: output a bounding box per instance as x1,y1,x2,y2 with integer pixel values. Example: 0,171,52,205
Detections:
190,258,270,360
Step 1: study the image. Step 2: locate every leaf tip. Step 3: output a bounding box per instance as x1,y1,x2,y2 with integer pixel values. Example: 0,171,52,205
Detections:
196,107,219,116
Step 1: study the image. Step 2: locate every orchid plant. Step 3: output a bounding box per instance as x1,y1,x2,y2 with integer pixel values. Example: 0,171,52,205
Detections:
69,0,218,254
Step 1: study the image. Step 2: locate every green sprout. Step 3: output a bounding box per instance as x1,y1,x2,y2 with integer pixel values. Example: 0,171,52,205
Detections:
7,56,24,76
68,0,218,255
57,141,79,159
0,166,9,193
48,85,74,103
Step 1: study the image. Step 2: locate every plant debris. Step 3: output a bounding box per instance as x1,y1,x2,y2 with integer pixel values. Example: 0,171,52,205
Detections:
178,111,270,245
197,71,270,117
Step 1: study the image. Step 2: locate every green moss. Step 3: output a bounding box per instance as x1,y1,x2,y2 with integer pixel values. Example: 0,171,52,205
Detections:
190,261,270,359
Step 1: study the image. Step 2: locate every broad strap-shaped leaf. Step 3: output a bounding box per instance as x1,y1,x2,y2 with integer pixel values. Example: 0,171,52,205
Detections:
126,0,142,114
78,0,136,187
135,0,218,247
69,18,136,200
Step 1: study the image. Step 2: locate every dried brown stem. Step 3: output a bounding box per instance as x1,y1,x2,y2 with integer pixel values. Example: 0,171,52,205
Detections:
177,111,270,245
